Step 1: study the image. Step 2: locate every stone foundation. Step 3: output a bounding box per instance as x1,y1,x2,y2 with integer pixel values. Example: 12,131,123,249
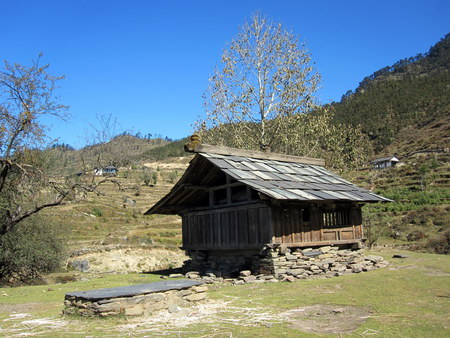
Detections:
183,246,389,281
63,280,207,317
184,249,261,277
259,246,388,280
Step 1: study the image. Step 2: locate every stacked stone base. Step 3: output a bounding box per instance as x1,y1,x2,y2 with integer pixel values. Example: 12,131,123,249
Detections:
63,283,208,317
260,246,389,280
183,246,389,282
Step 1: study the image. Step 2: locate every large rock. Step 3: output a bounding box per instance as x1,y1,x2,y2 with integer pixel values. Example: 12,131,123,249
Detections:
68,259,89,272
192,286,208,293
302,250,323,258
239,270,252,277
242,275,257,283
288,269,306,277
365,255,384,263
185,293,206,302
125,305,144,316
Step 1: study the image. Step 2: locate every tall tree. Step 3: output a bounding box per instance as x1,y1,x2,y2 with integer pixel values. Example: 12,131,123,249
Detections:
196,13,321,151
0,55,70,235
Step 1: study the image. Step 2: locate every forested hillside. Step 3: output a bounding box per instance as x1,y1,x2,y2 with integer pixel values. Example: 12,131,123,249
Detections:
331,34,450,152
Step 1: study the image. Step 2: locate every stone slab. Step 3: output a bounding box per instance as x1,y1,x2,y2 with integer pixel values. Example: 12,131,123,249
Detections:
302,250,322,257
66,280,203,301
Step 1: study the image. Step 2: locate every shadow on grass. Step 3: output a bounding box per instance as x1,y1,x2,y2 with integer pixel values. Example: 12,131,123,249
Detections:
143,267,184,277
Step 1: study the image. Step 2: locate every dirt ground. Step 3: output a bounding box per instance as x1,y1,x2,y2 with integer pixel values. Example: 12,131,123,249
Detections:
283,304,373,334
0,300,373,336
68,247,188,273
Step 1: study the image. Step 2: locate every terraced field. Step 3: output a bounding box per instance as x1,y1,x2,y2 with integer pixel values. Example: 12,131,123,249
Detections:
344,151,450,252
41,158,190,257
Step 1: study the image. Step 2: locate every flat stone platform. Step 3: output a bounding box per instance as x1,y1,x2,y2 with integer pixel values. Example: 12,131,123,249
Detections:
64,279,207,317
66,280,203,301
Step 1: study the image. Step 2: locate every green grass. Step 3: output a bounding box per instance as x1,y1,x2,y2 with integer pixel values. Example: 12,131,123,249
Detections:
202,250,449,337
0,249,448,337
373,188,450,212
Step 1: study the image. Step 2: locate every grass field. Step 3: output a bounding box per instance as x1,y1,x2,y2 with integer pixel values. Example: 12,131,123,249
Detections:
0,249,448,337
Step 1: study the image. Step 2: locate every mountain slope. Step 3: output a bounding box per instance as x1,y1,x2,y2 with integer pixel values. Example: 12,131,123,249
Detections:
331,34,450,152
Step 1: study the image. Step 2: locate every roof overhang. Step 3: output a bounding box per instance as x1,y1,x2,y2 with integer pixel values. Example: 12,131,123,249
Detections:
145,144,392,215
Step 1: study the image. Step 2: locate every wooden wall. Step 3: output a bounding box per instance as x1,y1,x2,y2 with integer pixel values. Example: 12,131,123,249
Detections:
182,201,363,251
182,203,272,250
272,203,363,247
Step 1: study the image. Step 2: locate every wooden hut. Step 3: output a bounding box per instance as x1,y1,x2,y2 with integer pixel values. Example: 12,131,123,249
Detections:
146,142,390,275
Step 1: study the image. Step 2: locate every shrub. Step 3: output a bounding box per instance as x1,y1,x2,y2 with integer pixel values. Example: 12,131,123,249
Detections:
152,172,158,185
0,216,65,286
141,169,152,186
362,209,389,249
168,171,178,183
406,229,427,241
425,231,450,254
91,208,103,217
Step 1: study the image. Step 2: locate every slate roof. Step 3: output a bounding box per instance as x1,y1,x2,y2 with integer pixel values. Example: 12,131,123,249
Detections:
146,149,390,215
66,280,202,301
201,153,390,202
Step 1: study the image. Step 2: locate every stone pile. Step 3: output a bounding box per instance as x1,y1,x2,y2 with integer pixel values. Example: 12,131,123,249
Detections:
63,280,208,317
259,246,389,280
181,246,389,284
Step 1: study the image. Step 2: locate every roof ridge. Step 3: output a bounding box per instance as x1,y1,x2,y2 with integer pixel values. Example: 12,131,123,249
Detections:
186,143,326,166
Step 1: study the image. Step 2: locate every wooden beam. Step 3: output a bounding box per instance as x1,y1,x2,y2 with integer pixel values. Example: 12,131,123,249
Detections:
226,175,232,205
181,244,264,251
280,239,362,248
181,239,362,251
187,143,326,166
182,184,211,190
209,181,246,191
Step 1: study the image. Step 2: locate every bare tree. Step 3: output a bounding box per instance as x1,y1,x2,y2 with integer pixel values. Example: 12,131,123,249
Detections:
81,114,146,171
0,55,72,235
0,55,68,157
196,13,321,151
80,114,120,172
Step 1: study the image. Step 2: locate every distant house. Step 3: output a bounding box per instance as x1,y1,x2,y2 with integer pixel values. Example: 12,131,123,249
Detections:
146,141,390,275
95,165,118,176
370,156,399,169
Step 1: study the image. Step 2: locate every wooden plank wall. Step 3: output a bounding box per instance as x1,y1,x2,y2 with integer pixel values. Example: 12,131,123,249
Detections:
272,205,319,244
182,204,271,250
272,204,363,245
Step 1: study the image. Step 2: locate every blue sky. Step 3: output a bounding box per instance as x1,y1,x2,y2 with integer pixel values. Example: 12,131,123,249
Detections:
1,0,448,148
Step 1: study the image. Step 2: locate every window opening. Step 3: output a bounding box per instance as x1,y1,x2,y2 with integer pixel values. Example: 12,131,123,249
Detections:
231,185,247,203
302,208,311,222
322,208,351,227
213,189,227,205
